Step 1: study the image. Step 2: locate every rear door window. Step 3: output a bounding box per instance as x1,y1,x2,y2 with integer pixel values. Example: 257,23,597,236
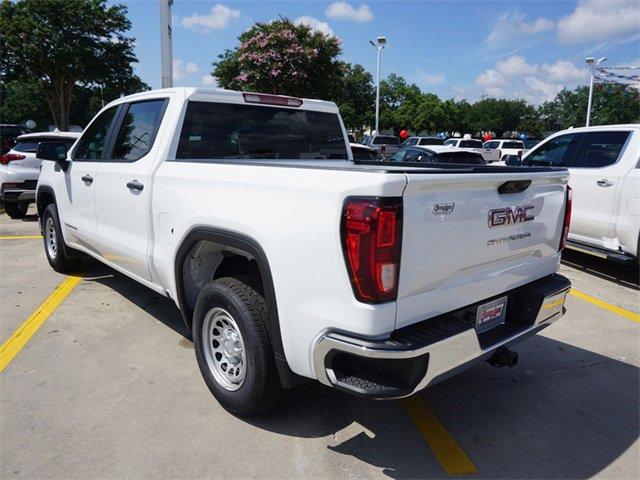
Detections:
524,133,581,167
569,131,631,168
110,99,167,162
14,137,77,153
176,101,348,160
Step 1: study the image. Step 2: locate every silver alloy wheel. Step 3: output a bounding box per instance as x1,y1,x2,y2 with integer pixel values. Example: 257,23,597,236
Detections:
45,216,57,260
202,307,246,391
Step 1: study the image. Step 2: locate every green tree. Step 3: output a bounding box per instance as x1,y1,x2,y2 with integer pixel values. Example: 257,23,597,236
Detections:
378,74,422,133
0,0,143,130
336,63,374,136
213,18,344,100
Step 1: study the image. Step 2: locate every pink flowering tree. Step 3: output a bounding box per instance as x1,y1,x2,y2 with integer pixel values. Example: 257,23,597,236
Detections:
213,18,344,100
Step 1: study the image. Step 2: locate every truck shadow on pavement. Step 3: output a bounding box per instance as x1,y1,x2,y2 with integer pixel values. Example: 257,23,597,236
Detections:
562,250,639,290
81,264,638,479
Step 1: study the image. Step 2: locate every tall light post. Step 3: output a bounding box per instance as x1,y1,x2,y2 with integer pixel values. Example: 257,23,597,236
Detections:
160,0,174,88
585,56,606,126
369,36,386,134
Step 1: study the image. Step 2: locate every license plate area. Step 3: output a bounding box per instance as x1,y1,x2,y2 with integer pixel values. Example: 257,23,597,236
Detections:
475,296,508,333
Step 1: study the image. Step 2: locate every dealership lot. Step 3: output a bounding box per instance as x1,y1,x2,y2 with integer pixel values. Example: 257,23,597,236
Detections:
1,208,638,479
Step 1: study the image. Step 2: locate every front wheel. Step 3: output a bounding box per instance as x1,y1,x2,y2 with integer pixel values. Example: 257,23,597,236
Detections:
4,202,29,219
41,203,82,273
193,277,282,416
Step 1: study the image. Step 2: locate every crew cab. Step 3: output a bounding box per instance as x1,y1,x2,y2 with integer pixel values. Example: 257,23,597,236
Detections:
522,124,639,265
1,130,80,218
361,134,400,156
483,139,525,163
36,88,572,416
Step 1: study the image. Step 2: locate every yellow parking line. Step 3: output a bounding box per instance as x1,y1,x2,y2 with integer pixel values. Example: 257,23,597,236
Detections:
0,276,82,372
399,395,477,476
0,235,42,240
569,288,640,323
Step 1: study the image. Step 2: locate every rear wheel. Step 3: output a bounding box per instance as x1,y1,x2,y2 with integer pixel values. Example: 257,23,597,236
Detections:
193,276,282,416
42,203,82,272
4,202,29,219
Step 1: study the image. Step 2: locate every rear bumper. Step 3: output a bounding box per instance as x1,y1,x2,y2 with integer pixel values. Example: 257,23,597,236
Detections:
313,274,571,399
1,180,37,204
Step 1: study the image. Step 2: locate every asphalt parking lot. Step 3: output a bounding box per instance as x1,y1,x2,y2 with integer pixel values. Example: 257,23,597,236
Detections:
1,207,638,480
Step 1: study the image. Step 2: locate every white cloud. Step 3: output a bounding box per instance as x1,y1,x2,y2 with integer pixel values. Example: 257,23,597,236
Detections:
181,4,240,33
558,0,640,44
474,56,588,104
495,55,538,76
485,12,553,47
294,16,334,36
173,60,198,80
417,71,445,86
325,2,374,22
201,75,218,87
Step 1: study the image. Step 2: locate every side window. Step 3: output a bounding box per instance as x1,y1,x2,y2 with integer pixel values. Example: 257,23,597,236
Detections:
403,149,421,162
74,107,117,161
390,150,407,162
111,100,166,162
569,131,631,168
524,134,580,167
484,141,499,149
444,139,455,146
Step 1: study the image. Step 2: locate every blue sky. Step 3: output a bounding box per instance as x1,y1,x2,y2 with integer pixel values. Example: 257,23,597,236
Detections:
120,0,640,104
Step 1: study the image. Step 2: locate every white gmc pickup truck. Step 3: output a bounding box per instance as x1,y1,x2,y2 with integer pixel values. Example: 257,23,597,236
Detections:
35,88,571,416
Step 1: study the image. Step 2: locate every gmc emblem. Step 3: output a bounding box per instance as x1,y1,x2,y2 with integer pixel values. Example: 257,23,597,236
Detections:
489,205,535,228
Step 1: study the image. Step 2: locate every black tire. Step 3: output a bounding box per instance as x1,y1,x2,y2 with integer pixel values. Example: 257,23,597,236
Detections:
193,276,282,416
4,201,29,219
41,203,82,273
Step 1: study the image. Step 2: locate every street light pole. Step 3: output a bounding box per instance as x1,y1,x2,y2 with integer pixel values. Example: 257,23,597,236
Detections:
585,56,606,127
160,0,174,88
369,37,386,134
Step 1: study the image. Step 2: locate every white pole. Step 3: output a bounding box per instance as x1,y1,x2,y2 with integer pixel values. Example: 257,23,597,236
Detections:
160,0,173,88
586,63,594,127
375,46,381,134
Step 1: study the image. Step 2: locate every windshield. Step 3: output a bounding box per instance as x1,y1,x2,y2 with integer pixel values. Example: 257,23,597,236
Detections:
177,101,348,160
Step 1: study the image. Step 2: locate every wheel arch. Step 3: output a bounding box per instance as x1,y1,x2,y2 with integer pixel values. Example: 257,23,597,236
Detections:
174,227,302,388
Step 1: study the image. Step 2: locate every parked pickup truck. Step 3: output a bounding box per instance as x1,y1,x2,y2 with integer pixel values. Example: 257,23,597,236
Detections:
36,88,572,416
522,124,639,265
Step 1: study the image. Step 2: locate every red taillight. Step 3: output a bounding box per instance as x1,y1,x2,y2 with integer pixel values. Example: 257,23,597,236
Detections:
560,185,572,251
341,197,403,303
0,153,26,165
242,92,303,107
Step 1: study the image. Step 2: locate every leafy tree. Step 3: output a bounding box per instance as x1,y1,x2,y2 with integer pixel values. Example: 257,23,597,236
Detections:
213,18,344,100
0,0,144,130
336,63,374,136
0,81,50,129
539,84,640,132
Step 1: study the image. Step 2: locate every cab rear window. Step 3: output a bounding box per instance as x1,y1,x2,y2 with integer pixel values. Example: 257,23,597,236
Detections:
176,101,348,160
372,136,399,145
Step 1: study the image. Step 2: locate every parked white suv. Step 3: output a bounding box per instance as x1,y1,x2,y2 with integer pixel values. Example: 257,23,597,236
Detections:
483,139,525,163
522,124,639,265
35,88,571,415
1,131,80,218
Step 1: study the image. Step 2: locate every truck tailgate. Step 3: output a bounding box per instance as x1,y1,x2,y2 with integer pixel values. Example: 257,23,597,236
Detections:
396,170,569,329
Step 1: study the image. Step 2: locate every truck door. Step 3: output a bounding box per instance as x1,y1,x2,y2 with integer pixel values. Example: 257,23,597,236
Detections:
567,130,632,248
61,106,119,247
93,98,169,281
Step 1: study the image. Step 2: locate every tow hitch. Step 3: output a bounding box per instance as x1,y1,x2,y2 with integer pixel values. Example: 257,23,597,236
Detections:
487,346,518,368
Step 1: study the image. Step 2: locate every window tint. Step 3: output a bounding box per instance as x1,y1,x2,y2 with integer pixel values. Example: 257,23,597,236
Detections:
444,139,456,146
390,150,408,162
524,134,579,167
177,102,348,160
460,140,483,148
111,100,166,161
570,131,630,168
403,149,422,162
435,152,485,164
418,138,445,146
502,141,523,149
14,138,77,153
372,136,399,145
75,107,117,161
484,141,499,149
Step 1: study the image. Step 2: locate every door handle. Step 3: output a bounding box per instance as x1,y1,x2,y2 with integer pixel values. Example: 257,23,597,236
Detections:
81,174,93,184
126,180,144,191
596,179,614,187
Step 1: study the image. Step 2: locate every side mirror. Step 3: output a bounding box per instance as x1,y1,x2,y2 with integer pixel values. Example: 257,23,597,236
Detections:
37,142,69,170
504,154,522,166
